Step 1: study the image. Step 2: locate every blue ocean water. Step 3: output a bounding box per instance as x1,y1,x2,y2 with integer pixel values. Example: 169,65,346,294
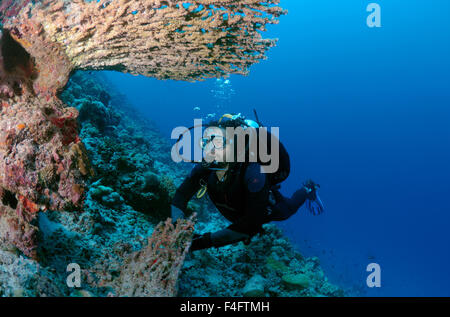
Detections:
104,0,450,296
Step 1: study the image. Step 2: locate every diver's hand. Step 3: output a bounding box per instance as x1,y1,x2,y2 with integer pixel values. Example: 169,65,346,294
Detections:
171,205,185,224
189,229,252,252
303,179,319,199
189,233,213,252
303,180,324,215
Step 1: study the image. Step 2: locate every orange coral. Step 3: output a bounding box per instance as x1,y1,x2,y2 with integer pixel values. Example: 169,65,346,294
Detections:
17,194,39,214
4,0,286,87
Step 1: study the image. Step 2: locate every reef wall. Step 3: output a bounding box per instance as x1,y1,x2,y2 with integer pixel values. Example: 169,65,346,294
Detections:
0,71,343,297
0,29,93,258
0,0,285,257
1,71,198,296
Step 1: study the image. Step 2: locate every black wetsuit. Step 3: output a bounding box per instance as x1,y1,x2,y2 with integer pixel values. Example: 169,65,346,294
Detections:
172,162,311,250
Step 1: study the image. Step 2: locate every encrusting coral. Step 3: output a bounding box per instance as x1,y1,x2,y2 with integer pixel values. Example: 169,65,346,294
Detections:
2,0,285,89
109,216,196,297
4,0,285,81
0,71,344,297
0,71,196,297
0,0,285,258
0,37,94,256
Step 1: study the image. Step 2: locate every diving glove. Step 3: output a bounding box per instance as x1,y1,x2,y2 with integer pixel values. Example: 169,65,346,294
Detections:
190,233,213,252
189,229,252,252
303,179,324,216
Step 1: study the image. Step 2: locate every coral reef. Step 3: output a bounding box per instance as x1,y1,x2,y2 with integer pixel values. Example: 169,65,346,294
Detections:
178,223,344,297
0,0,31,23
0,70,198,296
0,249,66,297
60,72,184,221
2,0,285,81
0,0,342,294
0,31,93,257
0,0,285,255
0,71,344,297
109,217,195,297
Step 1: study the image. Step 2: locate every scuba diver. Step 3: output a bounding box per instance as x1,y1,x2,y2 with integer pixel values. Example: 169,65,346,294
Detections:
171,113,324,252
